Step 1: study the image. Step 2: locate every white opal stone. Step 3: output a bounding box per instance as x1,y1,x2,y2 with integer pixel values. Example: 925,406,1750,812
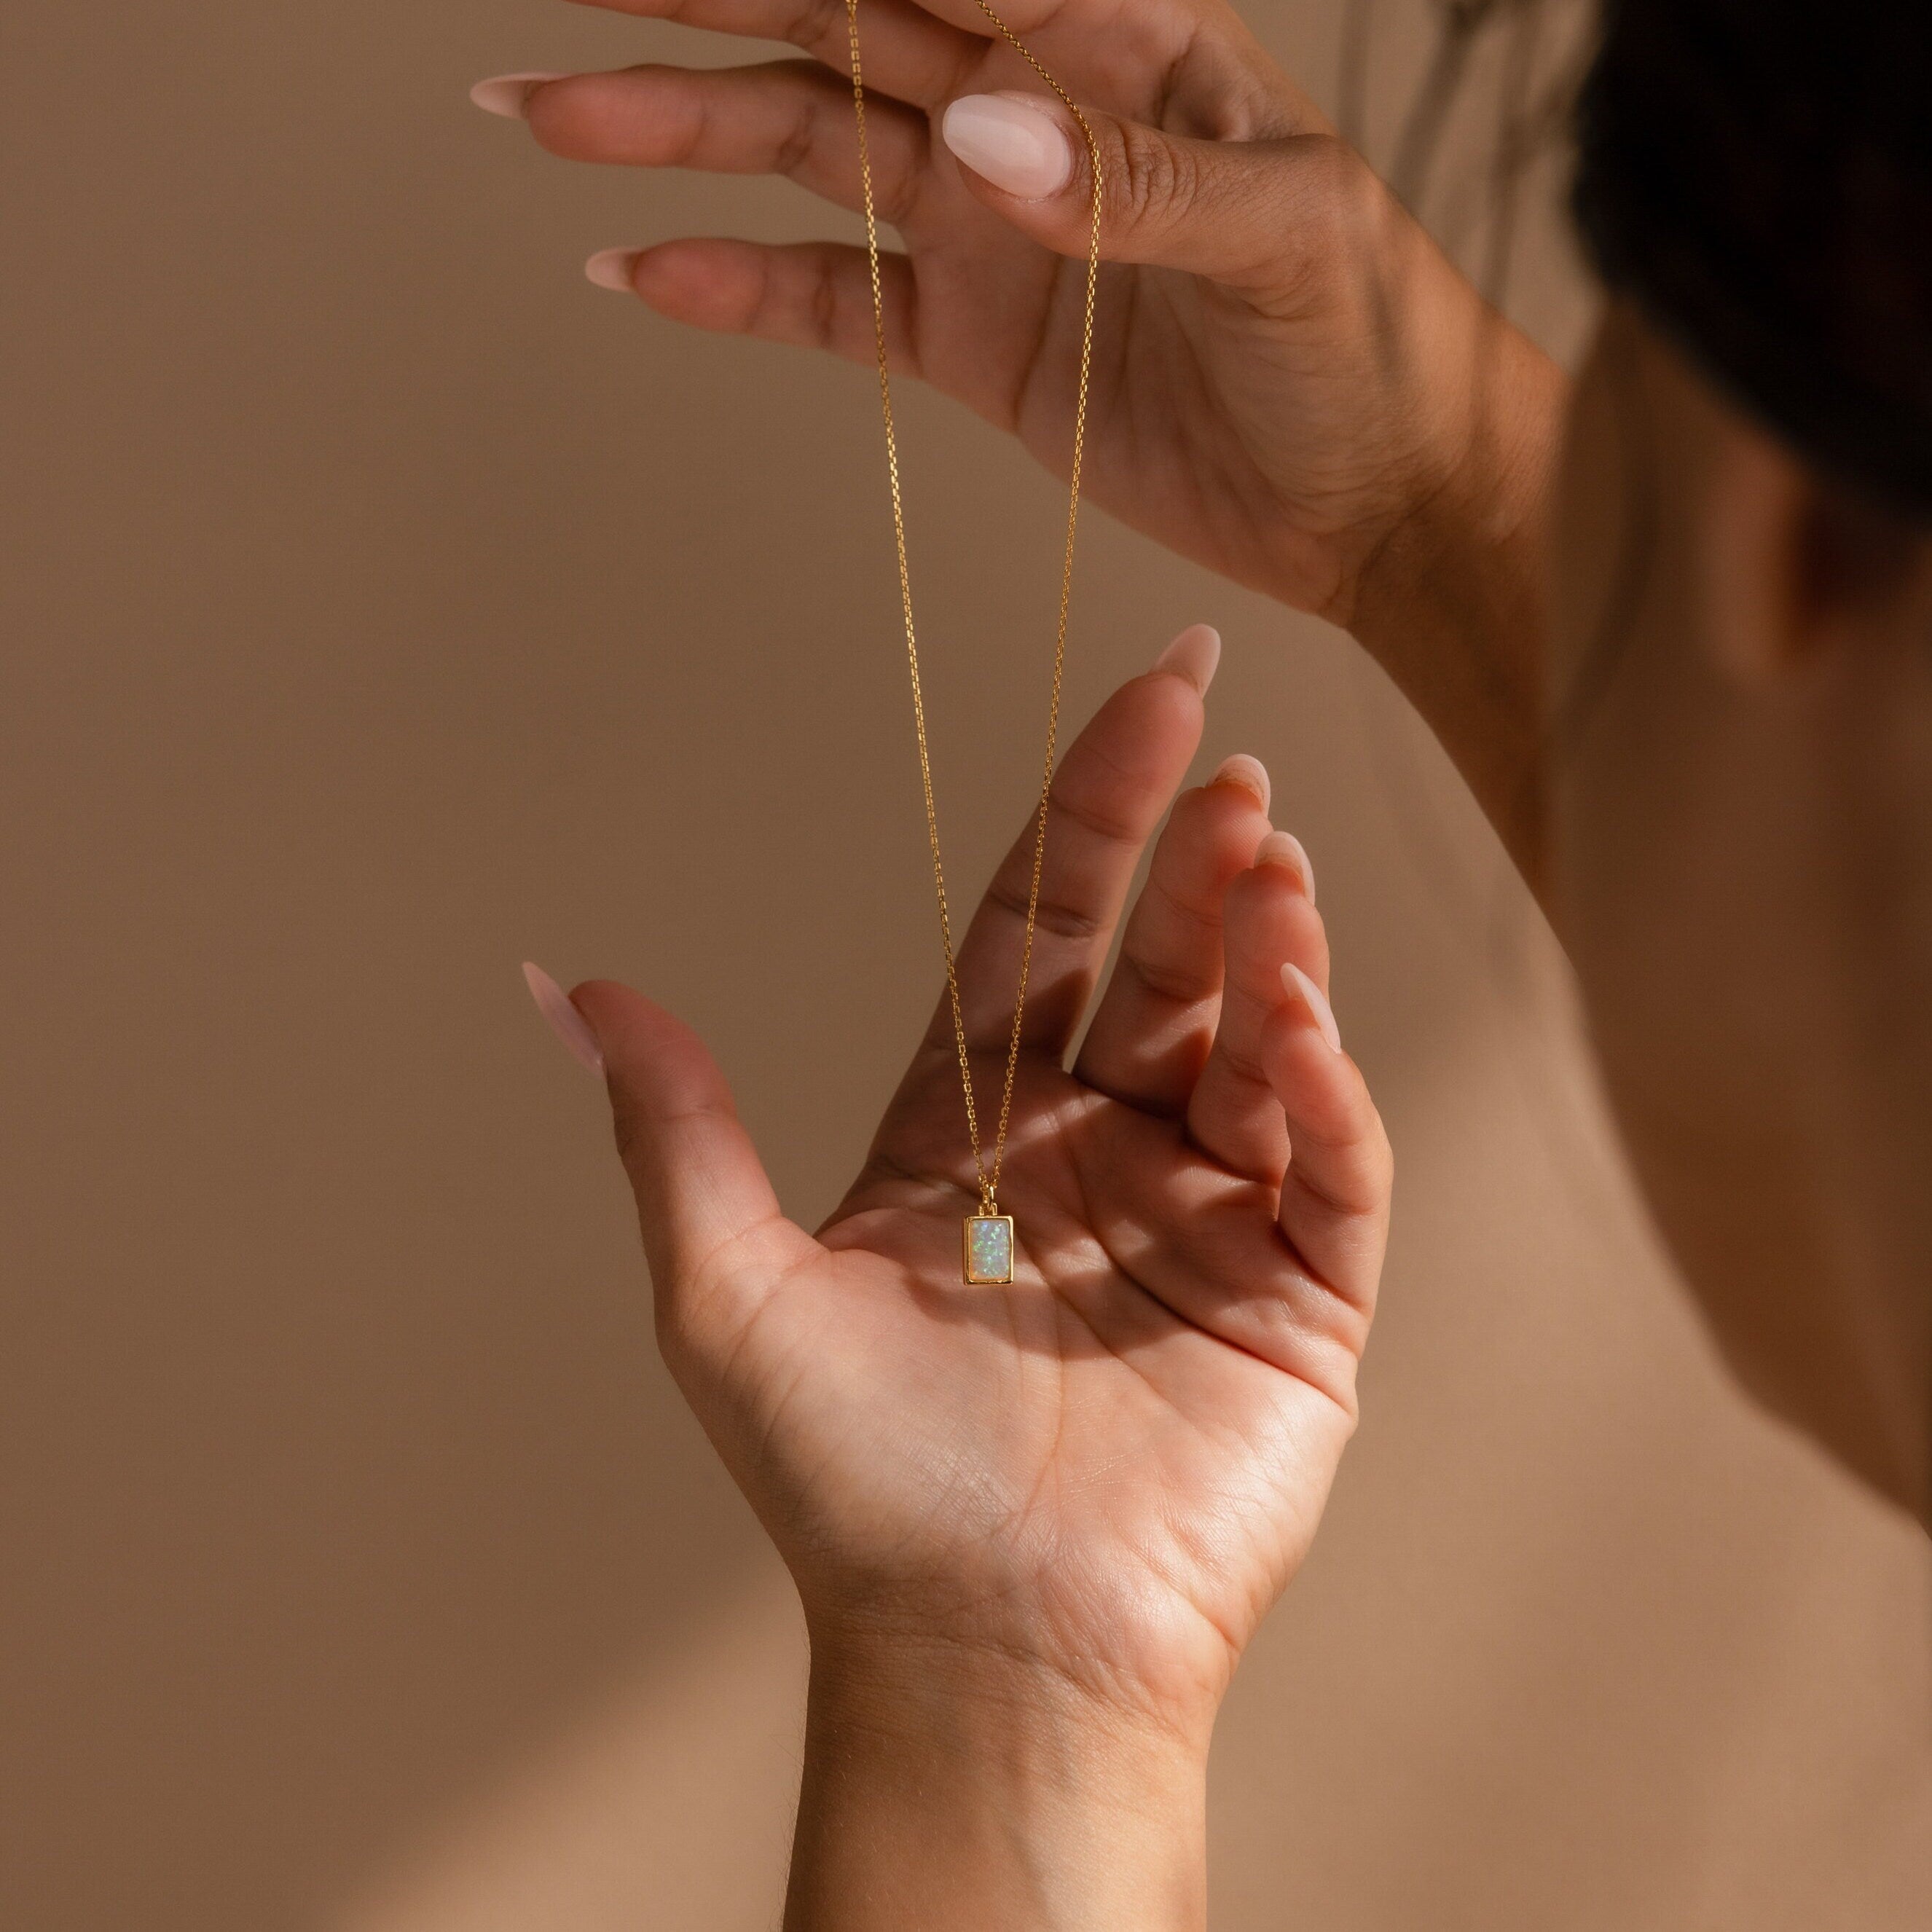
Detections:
965,1215,1014,1284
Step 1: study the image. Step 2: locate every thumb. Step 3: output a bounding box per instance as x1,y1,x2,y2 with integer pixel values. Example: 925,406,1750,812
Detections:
938,89,1359,297
568,978,807,1343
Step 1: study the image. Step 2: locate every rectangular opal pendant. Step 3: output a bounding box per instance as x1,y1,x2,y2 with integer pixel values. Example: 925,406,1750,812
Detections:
962,1214,1016,1285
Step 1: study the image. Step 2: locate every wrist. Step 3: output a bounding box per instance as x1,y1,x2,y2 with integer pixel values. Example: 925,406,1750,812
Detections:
1346,317,1563,667
806,1598,1224,1746
785,1625,1212,1932
807,1617,1220,1766
1338,308,1568,885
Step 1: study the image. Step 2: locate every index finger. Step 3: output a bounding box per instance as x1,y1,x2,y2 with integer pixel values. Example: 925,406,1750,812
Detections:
927,624,1220,1061
567,0,974,109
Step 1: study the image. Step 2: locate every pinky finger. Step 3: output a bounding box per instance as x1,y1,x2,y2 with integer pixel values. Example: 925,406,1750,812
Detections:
1263,967,1391,1320
593,237,922,376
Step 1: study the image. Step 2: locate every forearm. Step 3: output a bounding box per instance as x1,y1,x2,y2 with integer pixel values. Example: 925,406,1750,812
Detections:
785,1631,1212,1932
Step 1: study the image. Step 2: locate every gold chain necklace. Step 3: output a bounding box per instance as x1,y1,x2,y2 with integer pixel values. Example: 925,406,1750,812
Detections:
842,1,1104,1287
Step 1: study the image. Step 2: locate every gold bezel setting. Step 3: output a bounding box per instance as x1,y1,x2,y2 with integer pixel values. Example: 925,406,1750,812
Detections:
962,1214,1016,1285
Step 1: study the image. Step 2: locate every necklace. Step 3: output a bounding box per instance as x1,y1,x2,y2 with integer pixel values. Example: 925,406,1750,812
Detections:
842,1,1104,1287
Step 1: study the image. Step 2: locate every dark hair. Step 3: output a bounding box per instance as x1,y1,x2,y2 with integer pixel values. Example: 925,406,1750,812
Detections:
1572,0,1932,517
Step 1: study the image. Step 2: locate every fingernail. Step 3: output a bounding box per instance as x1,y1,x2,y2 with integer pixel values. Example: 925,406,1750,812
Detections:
1281,961,1343,1055
522,962,604,1073
1153,624,1221,694
941,93,1075,199
585,247,641,294
1211,753,1271,812
1254,829,1315,902
470,71,565,119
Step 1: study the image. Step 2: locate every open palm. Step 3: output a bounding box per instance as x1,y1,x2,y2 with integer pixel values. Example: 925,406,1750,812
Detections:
493,0,1498,623
570,631,1390,1721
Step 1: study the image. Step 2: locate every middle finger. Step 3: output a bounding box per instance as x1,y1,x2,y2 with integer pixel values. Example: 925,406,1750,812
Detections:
1072,755,1273,1115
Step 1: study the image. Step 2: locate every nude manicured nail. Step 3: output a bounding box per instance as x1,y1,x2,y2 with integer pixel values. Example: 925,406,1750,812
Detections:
1153,623,1221,694
523,962,604,1073
941,93,1075,199
1211,753,1271,812
1281,961,1343,1054
1254,828,1315,902
584,248,641,294
470,71,565,119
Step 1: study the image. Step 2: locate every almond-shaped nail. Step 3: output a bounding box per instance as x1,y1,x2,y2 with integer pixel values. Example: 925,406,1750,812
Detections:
1152,623,1221,694
1254,828,1315,902
1281,961,1342,1054
1211,753,1271,812
523,962,604,1073
941,93,1075,199
471,71,566,119
585,248,642,294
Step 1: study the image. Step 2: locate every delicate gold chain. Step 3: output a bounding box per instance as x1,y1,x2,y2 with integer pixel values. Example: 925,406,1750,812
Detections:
844,0,1104,1217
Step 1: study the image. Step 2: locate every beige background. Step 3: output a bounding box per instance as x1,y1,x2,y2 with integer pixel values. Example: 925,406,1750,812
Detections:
4,3,1928,1928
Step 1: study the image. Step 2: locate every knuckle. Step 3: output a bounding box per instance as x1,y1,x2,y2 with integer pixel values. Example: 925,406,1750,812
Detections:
770,94,820,182
1291,1158,1382,1222
1352,1132,1397,1213
1126,947,1218,1005
806,255,841,350
1214,1038,1275,1092
785,0,844,56
1110,120,1198,234
1281,134,1385,272
986,870,1104,942
876,152,924,233
1142,867,1223,945
1049,771,1144,848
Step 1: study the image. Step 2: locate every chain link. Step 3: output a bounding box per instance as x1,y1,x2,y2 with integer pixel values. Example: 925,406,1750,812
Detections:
843,0,1104,1217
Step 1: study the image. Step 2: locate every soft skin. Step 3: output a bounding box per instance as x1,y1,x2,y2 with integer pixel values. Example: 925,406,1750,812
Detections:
537,629,1391,1930
1552,303,1932,1517
482,0,1563,879
487,0,1932,1923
